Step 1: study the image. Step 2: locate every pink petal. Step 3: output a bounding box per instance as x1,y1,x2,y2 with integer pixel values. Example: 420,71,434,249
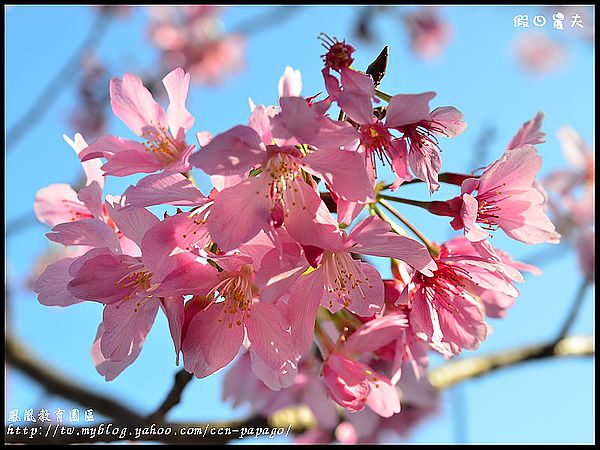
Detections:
77,181,103,219
110,73,167,136
507,112,545,150
365,376,401,417
99,298,159,362
348,215,437,276
122,172,208,208
207,176,272,251
302,147,374,202
105,197,160,248
459,193,489,242
346,314,408,355
246,301,296,370
248,348,298,391
337,69,375,124
189,125,265,176
34,257,82,307
140,213,209,279
385,92,435,128
182,302,244,378
278,66,302,98
478,146,541,194
248,104,277,144
92,323,142,381
329,261,384,317
429,106,467,138
159,259,219,297
63,133,105,188
159,296,185,365
46,219,121,253
67,252,141,304
286,270,325,355
34,183,91,227
100,149,165,177
407,139,441,193
282,181,344,250
162,67,194,139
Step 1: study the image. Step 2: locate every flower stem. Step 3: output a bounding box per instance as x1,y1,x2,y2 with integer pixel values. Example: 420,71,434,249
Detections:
378,194,432,210
374,88,392,102
378,198,437,255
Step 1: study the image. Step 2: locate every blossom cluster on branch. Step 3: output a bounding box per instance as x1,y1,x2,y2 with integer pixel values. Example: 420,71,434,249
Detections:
34,35,562,443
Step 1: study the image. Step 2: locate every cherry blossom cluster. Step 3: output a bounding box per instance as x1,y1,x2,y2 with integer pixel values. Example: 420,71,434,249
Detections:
34,35,560,441
147,6,245,85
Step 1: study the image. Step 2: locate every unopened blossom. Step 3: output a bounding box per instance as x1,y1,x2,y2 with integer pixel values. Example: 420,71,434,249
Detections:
79,68,196,176
432,146,560,245
287,214,436,354
403,7,453,60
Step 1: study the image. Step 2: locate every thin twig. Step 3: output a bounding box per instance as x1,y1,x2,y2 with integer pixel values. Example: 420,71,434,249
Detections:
146,369,194,423
428,334,594,390
378,198,436,253
5,334,145,425
555,279,592,342
6,11,112,150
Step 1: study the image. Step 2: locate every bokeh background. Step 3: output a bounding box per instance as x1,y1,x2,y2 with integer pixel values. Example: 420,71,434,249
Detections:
5,5,595,444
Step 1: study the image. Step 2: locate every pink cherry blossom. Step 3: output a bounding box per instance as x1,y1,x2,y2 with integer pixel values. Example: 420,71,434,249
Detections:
438,146,560,245
287,214,436,355
36,197,206,378
403,7,453,60
514,33,566,75
386,92,467,193
79,68,196,176
147,6,245,85
190,94,372,251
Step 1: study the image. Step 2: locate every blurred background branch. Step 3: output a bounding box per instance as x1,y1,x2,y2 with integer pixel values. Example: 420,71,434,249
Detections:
5,332,594,444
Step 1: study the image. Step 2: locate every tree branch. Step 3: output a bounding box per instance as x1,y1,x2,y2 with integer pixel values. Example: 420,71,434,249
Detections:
6,11,111,150
5,334,145,426
428,334,594,390
146,369,194,423
5,333,593,444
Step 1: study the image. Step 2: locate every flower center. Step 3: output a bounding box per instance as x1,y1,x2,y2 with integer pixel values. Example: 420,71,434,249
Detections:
265,152,301,202
319,33,355,71
322,252,373,309
141,125,181,163
115,264,158,304
417,261,471,313
210,264,256,329
475,187,510,231
360,121,393,168
400,121,442,154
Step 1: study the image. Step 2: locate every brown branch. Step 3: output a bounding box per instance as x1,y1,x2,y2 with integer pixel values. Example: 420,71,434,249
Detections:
5,334,145,426
146,369,194,423
5,333,593,444
428,334,594,390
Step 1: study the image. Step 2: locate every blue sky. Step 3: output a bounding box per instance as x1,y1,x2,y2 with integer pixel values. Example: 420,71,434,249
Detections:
5,5,595,444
